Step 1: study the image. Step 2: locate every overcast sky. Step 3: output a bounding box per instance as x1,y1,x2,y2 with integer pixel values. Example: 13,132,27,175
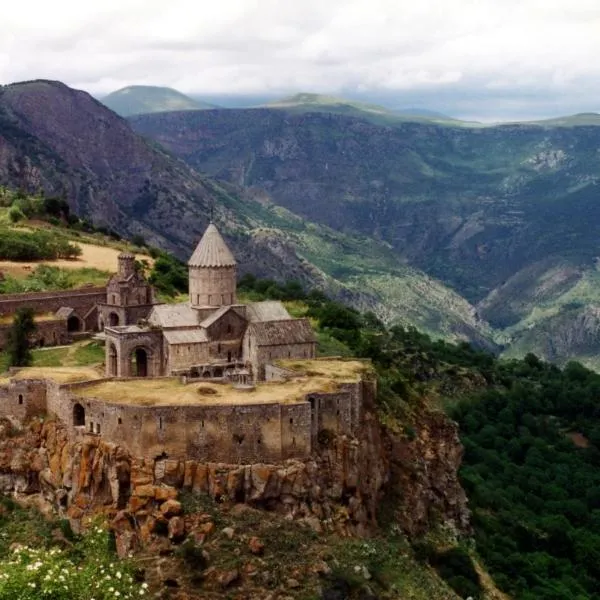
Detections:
1,0,599,121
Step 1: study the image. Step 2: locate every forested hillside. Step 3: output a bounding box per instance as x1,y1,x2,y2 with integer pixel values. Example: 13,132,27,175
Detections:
240,276,600,600
130,107,600,366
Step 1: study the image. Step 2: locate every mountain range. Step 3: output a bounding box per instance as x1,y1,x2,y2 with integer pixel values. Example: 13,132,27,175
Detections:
3,79,600,366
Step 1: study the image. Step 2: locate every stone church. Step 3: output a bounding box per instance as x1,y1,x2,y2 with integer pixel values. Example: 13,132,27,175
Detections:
104,223,317,380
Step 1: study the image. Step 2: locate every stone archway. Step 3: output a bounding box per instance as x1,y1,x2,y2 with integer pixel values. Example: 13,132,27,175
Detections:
109,313,120,327
67,315,82,332
73,403,85,427
108,344,118,377
131,347,149,377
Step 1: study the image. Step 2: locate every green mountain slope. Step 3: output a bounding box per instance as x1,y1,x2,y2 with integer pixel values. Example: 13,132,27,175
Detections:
101,85,217,116
129,107,600,365
0,80,492,348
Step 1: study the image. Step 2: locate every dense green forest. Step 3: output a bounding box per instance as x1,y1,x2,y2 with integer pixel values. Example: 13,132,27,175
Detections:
235,275,600,600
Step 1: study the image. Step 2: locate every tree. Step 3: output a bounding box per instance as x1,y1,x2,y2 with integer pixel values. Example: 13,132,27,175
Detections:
6,308,36,367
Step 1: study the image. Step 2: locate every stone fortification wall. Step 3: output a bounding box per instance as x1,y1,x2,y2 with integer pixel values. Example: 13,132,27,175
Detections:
0,318,69,351
0,379,47,422
0,287,106,318
306,381,364,445
7,374,366,465
50,381,313,463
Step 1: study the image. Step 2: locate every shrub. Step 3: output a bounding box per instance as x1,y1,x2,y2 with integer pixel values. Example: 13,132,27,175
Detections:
7,206,25,223
6,308,36,367
175,538,207,570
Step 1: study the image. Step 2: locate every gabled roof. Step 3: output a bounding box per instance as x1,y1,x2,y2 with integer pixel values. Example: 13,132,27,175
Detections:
163,329,208,345
148,303,199,328
246,301,291,323
188,223,236,268
55,306,75,319
199,305,244,329
248,318,317,346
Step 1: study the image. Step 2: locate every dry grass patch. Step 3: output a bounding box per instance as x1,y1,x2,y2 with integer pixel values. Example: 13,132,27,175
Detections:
2,366,104,384
77,376,340,406
0,242,152,278
276,358,371,382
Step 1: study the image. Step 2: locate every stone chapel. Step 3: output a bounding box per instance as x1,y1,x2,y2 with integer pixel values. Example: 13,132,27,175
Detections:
104,223,317,380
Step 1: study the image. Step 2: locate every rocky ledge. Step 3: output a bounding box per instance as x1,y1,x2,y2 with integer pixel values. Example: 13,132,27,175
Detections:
0,403,469,555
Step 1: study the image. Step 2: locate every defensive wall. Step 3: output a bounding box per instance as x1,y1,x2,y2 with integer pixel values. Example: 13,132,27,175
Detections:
0,318,70,350
0,287,106,319
0,361,375,464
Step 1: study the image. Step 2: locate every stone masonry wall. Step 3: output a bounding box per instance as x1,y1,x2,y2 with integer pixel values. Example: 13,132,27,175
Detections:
255,342,316,379
50,384,309,463
0,287,106,318
0,318,69,351
166,342,209,373
0,379,47,422
189,266,236,308
8,376,364,465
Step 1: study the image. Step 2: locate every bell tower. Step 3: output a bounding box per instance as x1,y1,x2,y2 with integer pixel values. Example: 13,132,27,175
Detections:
188,223,237,309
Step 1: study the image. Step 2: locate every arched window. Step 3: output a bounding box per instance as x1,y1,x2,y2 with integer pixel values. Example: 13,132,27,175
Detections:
18,394,23,405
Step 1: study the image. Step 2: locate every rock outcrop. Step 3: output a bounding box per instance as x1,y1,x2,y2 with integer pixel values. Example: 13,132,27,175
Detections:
0,404,469,548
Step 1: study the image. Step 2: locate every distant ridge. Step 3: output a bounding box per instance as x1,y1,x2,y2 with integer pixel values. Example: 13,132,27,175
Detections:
262,92,464,125
101,85,218,117
525,112,600,127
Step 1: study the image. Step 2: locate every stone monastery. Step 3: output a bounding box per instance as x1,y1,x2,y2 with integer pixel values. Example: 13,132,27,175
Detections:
0,223,374,464
105,222,317,381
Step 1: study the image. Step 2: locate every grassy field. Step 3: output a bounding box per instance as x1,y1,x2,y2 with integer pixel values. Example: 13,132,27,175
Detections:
0,341,105,376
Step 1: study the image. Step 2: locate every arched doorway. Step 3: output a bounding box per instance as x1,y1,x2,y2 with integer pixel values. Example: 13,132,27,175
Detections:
108,344,118,376
109,313,120,327
67,315,82,332
131,348,149,377
73,403,85,427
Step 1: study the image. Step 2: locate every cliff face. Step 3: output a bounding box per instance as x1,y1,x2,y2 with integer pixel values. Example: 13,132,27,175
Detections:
0,405,469,546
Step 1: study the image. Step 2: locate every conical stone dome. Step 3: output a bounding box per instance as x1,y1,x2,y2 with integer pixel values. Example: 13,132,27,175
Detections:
188,223,237,308
188,223,236,268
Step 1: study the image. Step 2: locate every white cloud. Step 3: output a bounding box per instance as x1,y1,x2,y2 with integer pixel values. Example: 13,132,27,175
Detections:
0,0,598,119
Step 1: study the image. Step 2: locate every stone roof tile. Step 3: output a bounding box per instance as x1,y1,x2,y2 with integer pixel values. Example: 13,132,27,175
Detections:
246,301,291,323
148,304,199,328
248,318,316,346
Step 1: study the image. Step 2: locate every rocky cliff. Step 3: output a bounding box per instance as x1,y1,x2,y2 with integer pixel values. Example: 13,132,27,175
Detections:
0,400,468,558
